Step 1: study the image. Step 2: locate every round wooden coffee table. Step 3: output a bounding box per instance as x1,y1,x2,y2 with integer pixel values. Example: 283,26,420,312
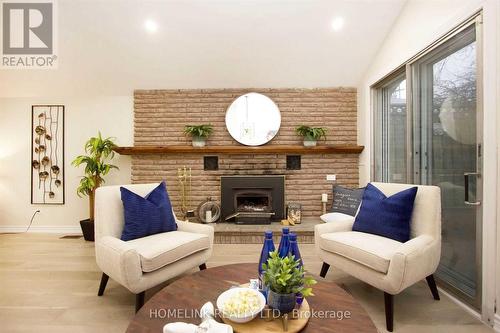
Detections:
126,263,377,333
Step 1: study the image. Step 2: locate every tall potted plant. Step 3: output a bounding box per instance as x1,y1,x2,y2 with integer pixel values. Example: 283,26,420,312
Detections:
184,124,213,147
261,250,316,314
295,125,327,147
72,133,118,241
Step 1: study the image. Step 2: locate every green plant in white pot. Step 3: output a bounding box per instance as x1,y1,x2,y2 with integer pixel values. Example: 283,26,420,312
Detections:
261,250,316,315
295,125,327,147
184,124,213,147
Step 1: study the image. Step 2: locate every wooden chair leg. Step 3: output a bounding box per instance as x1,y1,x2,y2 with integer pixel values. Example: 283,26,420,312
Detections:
319,262,330,278
384,292,394,332
426,274,440,300
97,273,109,296
135,291,145,313
199,263,207,270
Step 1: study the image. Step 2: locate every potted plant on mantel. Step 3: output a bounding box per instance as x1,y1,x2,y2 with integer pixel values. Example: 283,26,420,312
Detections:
184,124,213,147
262,250,317,314
295,125,327,147
72,133,118,241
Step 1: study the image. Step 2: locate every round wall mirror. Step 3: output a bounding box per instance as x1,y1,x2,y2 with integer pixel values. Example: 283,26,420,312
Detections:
225,92,281,146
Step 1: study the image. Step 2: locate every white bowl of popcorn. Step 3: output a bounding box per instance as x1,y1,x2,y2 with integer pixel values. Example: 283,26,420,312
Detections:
216,287,266,323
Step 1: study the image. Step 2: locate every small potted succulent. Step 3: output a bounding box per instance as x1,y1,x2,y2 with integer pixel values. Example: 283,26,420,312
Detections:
72,133,118,241
184,124,214,147
295,125,327,147
261,250,316,314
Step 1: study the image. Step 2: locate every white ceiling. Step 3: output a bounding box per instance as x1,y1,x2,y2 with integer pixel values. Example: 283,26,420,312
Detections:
0,0,407,97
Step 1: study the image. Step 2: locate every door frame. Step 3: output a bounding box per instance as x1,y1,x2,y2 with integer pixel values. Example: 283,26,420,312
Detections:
370,9,498,323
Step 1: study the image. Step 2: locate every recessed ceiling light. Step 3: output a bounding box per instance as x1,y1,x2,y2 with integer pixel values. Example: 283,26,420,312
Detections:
144,19,158,33
331,17,345,32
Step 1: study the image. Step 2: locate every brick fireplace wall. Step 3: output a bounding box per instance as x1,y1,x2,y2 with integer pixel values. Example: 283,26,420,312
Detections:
132,88,359,219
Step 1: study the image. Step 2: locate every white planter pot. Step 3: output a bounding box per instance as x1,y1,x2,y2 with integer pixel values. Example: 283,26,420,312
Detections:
303,138,317,147
192,136,206,147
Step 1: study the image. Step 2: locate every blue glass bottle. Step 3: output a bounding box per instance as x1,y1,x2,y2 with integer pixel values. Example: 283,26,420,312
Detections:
258,231,275,276
288,233,303,268
278,227,290,258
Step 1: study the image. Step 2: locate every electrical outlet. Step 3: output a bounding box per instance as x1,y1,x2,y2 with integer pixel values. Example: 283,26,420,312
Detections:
326,174,336,181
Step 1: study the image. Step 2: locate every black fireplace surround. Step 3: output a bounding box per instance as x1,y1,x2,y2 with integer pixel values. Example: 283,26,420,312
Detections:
221,175,285,224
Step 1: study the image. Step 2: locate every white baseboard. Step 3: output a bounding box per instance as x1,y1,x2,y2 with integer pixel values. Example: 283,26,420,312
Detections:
0,225,82,234
494,313,500,333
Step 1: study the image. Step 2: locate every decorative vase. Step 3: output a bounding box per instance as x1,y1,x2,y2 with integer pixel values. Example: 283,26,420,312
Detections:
277,227,290,258
192,136,206,147
288,233,303,268
303,137,317,147
267,289,296,314
258,231,275,276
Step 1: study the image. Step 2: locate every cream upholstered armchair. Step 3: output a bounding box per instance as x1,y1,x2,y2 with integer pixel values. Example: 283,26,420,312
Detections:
94,183,214,312
315,182,441,332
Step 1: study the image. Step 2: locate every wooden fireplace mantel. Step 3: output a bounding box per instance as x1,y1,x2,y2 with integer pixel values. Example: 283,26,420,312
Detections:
113,145,364,155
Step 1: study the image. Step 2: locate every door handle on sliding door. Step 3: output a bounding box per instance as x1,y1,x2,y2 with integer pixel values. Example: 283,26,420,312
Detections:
464,172,481,206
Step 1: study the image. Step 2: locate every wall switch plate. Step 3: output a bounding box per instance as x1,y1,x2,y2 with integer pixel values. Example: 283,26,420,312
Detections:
326,174,336,181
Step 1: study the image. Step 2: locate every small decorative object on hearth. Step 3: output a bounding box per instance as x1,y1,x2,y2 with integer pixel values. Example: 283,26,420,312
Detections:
184,124,213,147
295,125,327,147
31,105,65,204
197,197,221,223
72,132,118,241
262,250,316,315
177,166,192,219
287,202,302,224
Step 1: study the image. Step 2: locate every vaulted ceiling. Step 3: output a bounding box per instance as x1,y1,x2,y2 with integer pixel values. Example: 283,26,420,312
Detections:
0,0,407,97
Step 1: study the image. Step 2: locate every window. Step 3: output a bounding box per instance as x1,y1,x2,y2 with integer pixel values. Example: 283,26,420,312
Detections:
373,71,407,183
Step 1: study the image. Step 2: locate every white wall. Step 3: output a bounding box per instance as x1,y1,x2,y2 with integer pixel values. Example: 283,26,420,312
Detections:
0,96,133,231
357,0,499,326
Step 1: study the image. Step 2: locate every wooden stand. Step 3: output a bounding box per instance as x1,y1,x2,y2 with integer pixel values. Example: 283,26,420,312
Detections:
220,299,310,333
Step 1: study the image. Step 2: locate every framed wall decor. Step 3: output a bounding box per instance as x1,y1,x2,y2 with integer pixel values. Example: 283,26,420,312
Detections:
31,105,65,204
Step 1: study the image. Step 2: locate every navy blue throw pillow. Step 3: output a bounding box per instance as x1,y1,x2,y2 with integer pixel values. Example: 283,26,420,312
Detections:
120,182,177,241
352,183,418,242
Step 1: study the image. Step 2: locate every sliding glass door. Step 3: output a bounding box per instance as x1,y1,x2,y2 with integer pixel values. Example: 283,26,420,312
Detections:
374,20,482,308
412,24,481,307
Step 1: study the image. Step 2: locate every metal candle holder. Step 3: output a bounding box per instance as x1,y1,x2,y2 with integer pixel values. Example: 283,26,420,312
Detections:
177,166,192,219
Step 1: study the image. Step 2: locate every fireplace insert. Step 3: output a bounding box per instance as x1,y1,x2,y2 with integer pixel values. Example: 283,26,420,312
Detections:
221,175,285,224
234,189,272,213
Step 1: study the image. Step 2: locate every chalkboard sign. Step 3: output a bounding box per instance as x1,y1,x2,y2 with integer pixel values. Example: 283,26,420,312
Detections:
330,186,365,216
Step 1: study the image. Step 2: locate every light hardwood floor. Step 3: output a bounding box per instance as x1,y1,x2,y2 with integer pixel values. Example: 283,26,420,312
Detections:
0,233,493,333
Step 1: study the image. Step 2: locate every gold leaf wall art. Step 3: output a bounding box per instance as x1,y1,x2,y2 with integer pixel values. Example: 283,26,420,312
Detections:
31,105,65,204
